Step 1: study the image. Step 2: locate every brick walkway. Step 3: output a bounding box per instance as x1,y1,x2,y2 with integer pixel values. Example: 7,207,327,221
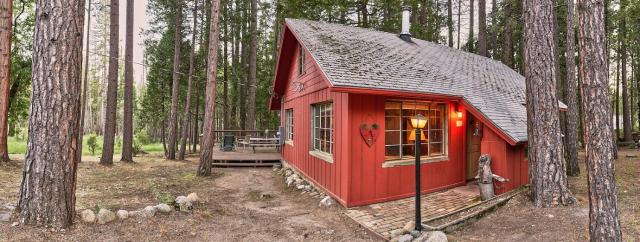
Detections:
345,185,481,239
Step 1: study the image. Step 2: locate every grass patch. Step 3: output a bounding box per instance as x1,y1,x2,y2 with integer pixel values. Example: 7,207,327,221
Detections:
149,182,176,204
7,135,168,155
247,190,275,201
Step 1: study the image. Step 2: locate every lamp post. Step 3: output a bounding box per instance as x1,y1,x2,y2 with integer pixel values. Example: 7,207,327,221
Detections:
410,114,427,231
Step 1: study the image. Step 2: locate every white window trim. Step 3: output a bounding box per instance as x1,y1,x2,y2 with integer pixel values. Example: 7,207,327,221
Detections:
310,102,334,163
382,156,448,168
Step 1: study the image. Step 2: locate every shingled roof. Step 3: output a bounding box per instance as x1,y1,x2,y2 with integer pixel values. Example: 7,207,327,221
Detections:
284,18,537,143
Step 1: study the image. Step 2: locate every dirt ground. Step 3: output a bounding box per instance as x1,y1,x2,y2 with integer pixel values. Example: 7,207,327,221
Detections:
0,154,378,242
0,148,638,242
449,148,640,242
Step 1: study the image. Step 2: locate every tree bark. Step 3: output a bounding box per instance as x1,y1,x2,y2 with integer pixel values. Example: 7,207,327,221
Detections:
167,2,183,160
0,0,12,163
17,0,84,228
121,0,134,162
223,0,230,130
79,0,92,163
620,0,632,142
198,0,222,177
457,0,461,49
100,0,119,165
577,0,623,240
502,0,512,66
447,0,453,47
478,0,487,56
488,0,496,57
179,0,198,161
523,0,576,207
564,0,579,176
467,0,474,51
616,42,620,139
246,0,258,130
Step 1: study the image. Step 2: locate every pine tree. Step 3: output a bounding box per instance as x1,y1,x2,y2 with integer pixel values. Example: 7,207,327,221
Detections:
17,0,84,228
100,0,119,165
121,0,135,162
0,0,12,163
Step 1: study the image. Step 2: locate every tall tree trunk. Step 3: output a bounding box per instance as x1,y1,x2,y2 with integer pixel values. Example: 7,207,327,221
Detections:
564,0,579,176
523,0,576,207
17,0,84,228
447,0,453,47
620,0,632,142
0,0,12,163
577,0,623,240
616,43,620,139
223,0,230,130
100,0,119,165
502,0,512,66
198,0,222,177
478,0,487,56
457,0,461,49
488,0,496,57
246,0,258,130
179,0,198,161
467,0,474,51
79,0,92,163
167,2,183,160
121,0,134,162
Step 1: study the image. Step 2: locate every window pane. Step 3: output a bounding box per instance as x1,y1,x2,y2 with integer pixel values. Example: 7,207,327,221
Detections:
430,130,443,143
429,143,444,156
385,117,401,130
385,146,401,160
385,131,400,145
402,117,412,130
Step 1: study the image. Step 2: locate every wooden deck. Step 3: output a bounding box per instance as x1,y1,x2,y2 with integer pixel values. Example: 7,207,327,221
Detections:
211,146,282,167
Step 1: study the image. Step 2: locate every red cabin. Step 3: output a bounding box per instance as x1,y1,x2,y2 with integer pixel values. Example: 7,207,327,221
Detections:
270,19,532,207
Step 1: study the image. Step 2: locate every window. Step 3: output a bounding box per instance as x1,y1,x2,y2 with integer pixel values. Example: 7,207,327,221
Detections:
311,102,333,155
285,109,294,142
298,44,305,75
384,101,447,161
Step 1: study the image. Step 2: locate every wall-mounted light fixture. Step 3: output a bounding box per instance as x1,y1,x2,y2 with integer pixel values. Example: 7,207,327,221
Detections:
455,103,463,127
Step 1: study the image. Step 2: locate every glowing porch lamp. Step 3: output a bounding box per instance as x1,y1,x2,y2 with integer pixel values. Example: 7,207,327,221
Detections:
455,106,463,127
410,113,427,231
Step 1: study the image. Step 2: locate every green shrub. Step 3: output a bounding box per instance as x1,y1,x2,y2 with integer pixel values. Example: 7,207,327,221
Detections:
87,134,98,155
135,130,152,145
133,141,144,156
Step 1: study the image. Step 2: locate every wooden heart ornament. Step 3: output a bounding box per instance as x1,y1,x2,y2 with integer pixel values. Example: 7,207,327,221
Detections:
360,123,380,147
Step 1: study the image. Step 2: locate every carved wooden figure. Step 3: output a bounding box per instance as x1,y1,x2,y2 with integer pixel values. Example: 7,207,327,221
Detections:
476,154,508,200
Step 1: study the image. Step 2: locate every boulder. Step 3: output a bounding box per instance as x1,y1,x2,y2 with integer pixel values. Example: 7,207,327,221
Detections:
128,210,142,218
116,210,129,220
389,229,406,238
414,231,448,242
80,209,96,223
141,206,157,217
397,234,414,242
186,193,199,203
402,221,415,232
155,203,173,213
97,209,116,224
284,169,293,177
176,196,193,211
319,196,336,207
296,184,306,190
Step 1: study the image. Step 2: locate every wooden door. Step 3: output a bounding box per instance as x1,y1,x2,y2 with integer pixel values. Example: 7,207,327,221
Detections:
466,115,482,180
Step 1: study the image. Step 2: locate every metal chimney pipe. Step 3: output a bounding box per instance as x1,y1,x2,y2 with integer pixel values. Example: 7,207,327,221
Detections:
400,6,412,38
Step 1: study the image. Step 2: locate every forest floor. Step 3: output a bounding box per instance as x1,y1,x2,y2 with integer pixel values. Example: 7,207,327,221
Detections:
0,149,638,241
0,153,377,242
449,147,640,241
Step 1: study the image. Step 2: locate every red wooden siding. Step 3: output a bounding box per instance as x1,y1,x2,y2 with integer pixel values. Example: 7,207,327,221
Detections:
346,94,467,206
480,127,528,195
280,43,351,206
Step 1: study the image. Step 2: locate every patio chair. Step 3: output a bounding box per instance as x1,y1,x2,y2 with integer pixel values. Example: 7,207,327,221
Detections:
220,134,235,152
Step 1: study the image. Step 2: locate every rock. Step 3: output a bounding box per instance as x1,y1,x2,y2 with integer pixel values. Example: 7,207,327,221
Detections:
259,193,273,200
319,196,336,207
142,206,157,217
0,212,10,222
409,230,422,238
304,185,313,191
155,203,173,213
414,231,448,242
116,210,129,220
284,169,293,177
272,164,282,171
176,196,188,204
402,221,415,232
128,210,142,218
176,196,193,211
186,193,199,203
397,234,414,242
97,209,116,224
390,229,406,238
80,209,96,223
11,222,18,227
296,184,306,190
